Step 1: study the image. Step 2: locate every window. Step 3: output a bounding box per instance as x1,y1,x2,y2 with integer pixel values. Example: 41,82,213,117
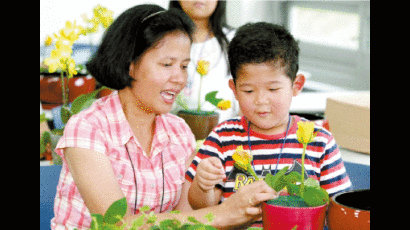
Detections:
289,6,360,51
284,1,370,90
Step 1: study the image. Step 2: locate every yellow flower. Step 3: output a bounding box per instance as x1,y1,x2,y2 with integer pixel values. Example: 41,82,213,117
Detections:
197,60,210,76
232,145,252,168
217,100,232,110
45,35,53,47
296,121,316,145
94,5,114,28
57,20,83,44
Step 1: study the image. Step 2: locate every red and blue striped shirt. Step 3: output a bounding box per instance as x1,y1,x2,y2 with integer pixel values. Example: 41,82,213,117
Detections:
186,115,352,200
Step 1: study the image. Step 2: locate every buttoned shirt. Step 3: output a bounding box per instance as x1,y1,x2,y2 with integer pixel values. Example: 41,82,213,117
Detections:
51,91,196,230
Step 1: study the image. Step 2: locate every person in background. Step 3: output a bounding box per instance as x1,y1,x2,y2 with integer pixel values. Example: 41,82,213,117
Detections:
186,22,353,228
51,5,277,230
169,0,238,122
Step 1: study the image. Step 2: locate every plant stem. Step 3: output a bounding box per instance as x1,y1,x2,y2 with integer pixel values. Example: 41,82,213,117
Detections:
197,75,203,111
300,144,307,197
60,71,68,107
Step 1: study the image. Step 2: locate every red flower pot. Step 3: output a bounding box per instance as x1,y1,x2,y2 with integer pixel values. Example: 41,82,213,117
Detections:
262,201,327,230
327,189,370,230
40,73,96,110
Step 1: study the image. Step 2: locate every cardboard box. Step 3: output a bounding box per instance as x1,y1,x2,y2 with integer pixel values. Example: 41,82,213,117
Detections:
325,92,370,154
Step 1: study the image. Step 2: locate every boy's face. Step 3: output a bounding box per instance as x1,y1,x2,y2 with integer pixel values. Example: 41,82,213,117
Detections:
229,62,305,135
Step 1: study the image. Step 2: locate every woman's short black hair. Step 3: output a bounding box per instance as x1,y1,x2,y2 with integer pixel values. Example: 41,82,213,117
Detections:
86,4,195,90
228,22,300,84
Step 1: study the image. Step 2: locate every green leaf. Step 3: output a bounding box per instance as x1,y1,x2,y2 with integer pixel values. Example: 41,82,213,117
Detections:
304,178,320,188
205,91,222,107
103,198,128,225
287,184,300,195
61,105,74,125
204,213,215,223
40,113,48,123
131,215,145,229
263,167,289,192
187,216,201,224
90,214,104,230
159,219,181,229
302,187,329,207
139,205,150,213
146,211,157,224
71,87,105,115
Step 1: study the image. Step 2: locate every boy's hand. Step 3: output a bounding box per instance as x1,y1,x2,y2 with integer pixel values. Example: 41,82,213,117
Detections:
195,157,226,192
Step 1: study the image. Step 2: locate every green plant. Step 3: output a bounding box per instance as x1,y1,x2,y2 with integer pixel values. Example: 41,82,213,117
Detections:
232,121,329,208
77,198,217,230
40,87,107,163
264,122,329,207
176,60,231,113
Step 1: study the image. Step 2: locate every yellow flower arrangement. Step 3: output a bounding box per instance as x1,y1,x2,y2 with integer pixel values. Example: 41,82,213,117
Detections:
190,59,232,112
82,5,114,35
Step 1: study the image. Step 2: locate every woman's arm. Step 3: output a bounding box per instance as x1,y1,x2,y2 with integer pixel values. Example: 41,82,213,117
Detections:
65,147,129,215
124,180,276,230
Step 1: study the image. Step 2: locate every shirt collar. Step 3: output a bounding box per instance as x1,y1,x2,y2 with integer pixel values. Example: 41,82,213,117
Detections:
105,91,173,156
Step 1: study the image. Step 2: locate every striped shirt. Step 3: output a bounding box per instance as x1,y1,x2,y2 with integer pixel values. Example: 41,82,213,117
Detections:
186,116,352,201
52,91,196,230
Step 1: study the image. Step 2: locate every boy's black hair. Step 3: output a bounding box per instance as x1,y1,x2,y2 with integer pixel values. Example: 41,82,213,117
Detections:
228,22,299,83
86,4,195,90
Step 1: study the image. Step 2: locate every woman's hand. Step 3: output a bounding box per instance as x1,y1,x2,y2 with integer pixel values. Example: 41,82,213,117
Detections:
216,180,279,228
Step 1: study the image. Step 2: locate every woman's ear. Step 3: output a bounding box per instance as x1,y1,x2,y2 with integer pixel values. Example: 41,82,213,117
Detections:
292,74,306,96
129,60,138,78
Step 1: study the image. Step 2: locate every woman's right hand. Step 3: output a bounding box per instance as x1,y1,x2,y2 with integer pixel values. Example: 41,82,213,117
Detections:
215,180,278,228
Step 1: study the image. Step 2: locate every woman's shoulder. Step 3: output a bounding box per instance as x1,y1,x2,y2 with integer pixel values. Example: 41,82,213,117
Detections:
65,92,118,130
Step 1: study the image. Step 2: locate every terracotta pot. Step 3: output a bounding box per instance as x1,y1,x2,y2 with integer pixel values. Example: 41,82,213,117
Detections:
327,189,370,230
262,201,327,230
177,110,219,140
40,73,96,109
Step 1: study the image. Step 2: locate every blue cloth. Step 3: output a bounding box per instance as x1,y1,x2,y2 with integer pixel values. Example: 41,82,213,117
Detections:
344,162,370,190
40,165,62,230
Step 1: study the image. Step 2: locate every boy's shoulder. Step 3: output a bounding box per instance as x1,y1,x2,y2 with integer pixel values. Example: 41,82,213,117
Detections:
213,116,246,133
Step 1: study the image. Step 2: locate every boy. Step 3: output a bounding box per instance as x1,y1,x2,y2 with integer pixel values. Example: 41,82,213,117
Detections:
185,22,352,225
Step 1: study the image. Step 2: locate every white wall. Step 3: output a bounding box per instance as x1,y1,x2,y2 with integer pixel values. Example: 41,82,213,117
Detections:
40,0,168,45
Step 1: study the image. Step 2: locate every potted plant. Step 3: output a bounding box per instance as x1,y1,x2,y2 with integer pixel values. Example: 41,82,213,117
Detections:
177,60,232,140
232,121,329,230
40,5,114,110
79,197,217,230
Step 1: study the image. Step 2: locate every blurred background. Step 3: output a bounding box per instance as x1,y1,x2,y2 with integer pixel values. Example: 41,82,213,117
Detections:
40,0,370,91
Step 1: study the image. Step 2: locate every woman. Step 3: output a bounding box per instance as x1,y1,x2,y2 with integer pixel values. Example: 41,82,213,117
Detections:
51,4,276,230
169,0,237,122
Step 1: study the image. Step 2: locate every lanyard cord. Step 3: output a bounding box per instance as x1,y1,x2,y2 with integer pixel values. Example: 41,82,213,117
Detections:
125,145,165,214
247,115,292,176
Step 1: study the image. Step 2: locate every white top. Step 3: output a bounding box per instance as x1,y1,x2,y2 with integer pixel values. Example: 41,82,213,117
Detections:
173,28,237,122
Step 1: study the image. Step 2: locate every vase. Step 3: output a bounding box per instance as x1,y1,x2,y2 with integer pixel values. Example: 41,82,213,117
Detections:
262,200,327,230
327,189,370,230
40,73,96,110
177,110,219,140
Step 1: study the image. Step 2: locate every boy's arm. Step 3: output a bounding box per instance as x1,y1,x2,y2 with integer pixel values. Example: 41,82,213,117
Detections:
188,176,222,209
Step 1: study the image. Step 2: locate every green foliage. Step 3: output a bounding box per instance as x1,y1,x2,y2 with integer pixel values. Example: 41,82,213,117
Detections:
265,167,329,207
75,198,217,230
204,91,223,107
267,195,308,207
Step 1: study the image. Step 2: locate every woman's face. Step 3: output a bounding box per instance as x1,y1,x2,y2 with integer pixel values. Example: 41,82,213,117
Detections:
179,0,218,21
128,31,191,115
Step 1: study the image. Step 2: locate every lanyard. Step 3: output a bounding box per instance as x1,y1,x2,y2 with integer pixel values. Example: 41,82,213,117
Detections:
247,115,291,176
